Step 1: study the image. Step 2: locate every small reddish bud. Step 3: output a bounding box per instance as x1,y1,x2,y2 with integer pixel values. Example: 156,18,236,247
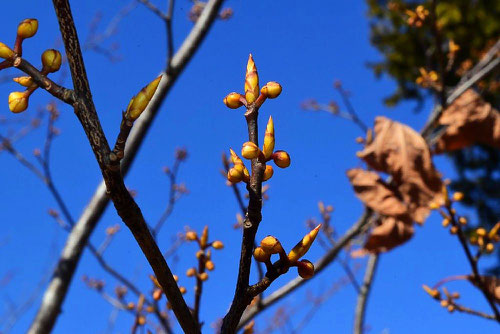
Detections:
297,260,315,279
272,150,290,168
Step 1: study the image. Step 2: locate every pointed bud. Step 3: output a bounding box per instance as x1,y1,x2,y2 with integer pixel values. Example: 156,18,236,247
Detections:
260,236,283,254
263,165,274,181
0,42,14,59
8,91,29,113
13,76,34,87
297,259,314,279
212,240,224,249
126,75,162,120
261,81,282,99
205,260,215,271
17,19,38,39
228,167,244,183
253,246,270,262
200,226,209,248
185,231,198,241
241,141,260,159
223,92,244,109
422,284,441,299
263,116,275,159
41,49,62,73
288,224,321,263
488,222,500,240
272,150,290,168
244,54,259,104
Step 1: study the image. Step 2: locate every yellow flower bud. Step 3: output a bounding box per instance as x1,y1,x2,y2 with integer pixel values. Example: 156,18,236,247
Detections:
17,19,38,39
244,54,259,104
488,222,500,240
428,201,440,210
223,92,244,109
458,217,467,225
8,91,29,113
263,165,274,181
200,226,209,248
297,259,314,279
205,260,215,271
199,272,208,281
485,243,494,254
0,42,14,59
253,246,270,262
452,192,464,201
476,227,486,237
41,49,62,73
196,250,204,259
260,236,283,254
212,240,224,249
450,226,458,234
440,300,448,307
228,167,244,183
179,286,187,294
13,76,34,87
145,306,155,313
451,292,460,299
185,231,198,241
263,116,275,159
288,224,321,263
173,274,179,282
441,218,450,227
186,268,196,277
273,150,290,168
422,284,440,299
261,81,282,99
152,289,162,301
126,75,162,120
241,141,260,159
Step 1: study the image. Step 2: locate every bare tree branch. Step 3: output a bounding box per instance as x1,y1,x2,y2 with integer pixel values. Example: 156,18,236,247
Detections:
353,254,379,334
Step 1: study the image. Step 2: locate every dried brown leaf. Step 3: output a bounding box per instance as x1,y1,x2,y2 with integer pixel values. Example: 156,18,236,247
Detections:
347,168,408,218
435,89,500,153
352,217,414,257
357,117,442,223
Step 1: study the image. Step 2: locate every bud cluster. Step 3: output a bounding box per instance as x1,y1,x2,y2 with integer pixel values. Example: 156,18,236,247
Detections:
469,222,500,254
184,226,224,283
253,224,321,279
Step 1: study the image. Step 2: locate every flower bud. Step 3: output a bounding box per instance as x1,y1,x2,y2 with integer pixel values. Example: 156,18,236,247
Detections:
13,76,34,87
200,226,209,248
41,49,62,73
0,42,14,59
241,141,260,159
223,92,244,109
260,236,283,254
288,224,321,263
179,286,187,294
428,202,440,210
199,272,208,281
488,222,500,240
185,231,198,241
212,240,224,249
476,227,486,237
126,75,162,120
273,150,290,168
205,260,215,271
127,302,135,310
196,250,204,259
263,116,275,159
458,217,467,225
186,268,196,277
263,165,274,181
173,274,179,282
261,81,282,99
17,19,38,39
485,243,494,254
244,54,259,104
422,284,440,299
8,91,29,113
253,246,270,262
297,260,314,279
452,192,464,201
152,289,162,301
228,167,244,183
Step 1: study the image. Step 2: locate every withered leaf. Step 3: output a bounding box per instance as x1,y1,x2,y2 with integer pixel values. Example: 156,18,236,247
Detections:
347,168,408,218
357,117,442,223
468,275,500,305
435,89,500,153
352,217,414,257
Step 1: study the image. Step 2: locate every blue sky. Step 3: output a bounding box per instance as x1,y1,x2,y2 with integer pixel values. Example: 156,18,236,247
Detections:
0,1,498,333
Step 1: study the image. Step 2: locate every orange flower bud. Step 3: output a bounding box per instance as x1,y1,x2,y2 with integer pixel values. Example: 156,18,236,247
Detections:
297,259,314,279
186,268,196,277
223,92,244,109
173,274,179,282
428,202,440,210
212,240,224,249
126,75,162,120
196,250,204,259
261,81,282,99
260,236,283,254
253,247,270,262
41,49,62,73
127,302,135,310
422,284,440,299
17,19,38,39
152,289,162,301
199,272,208,281
488,222,500,240
241,141,260,159
200,226,209,248
179,286,186,294
263,116,275,159
441,218,450,227
0,42,14,59
228,167,244,183
205,260,215,271
244,54,259,104
263,165,274,181
288,224,321,263
458,217,467,225
476,227,486,237
185,231,198,241
452,192,464,201
13,76,34,87
485,243,494,254
8,91,29,113
273,150,290,168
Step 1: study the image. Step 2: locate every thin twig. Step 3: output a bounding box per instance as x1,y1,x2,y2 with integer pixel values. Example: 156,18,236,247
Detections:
138,0,169,21
353,254,379,334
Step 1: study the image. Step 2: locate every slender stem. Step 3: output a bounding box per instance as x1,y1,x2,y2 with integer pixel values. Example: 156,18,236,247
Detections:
353,254,379,334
